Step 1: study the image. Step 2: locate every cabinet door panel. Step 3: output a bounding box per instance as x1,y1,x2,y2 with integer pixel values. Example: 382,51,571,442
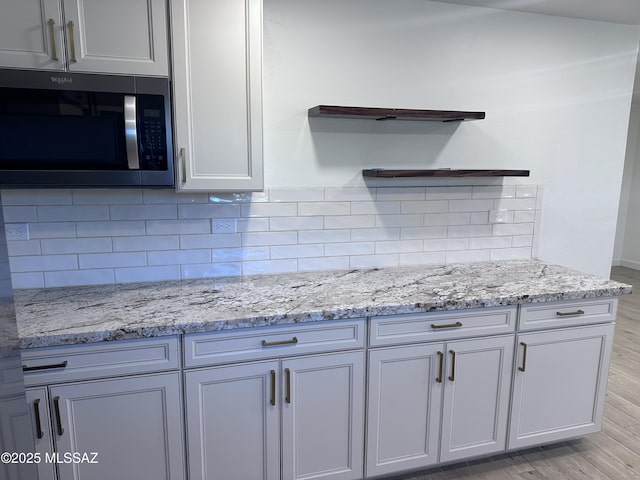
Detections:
62,0,168,75
51,372,185,480
282,351,365,480
24,388,56,480
171,0,263,191
440,336,513,463
185,360,280,480
0,0,64,70
509,324,614,449
366,344,443,478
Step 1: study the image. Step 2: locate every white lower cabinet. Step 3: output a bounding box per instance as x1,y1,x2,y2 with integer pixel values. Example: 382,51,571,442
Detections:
365,335,513,478
508,323,615,449
185,351,365,480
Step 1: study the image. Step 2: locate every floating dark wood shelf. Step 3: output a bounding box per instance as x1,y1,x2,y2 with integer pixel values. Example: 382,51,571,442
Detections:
308,105,485,122
363,169,530,178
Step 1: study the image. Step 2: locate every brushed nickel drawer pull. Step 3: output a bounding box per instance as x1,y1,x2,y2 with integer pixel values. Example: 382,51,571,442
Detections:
33,399,44,439
285,368,291,404
262,337,298,347
23,361,68,372
67,21,77,62
448,350,456,382
556,310,585,317
47,19,58,61
431,321,463,330
270,370,276,406
436,351,444,383
519,342,528,372
53,396,64,436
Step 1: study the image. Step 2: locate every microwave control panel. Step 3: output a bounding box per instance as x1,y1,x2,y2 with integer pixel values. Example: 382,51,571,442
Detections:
138,95,168,170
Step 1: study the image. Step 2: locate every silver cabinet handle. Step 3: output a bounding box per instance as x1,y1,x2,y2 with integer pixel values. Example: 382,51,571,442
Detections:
448,350,456,381
431,321,463,330
556,310,585,317
47,19,58,61
436,351,444,383
124,95,140,170
519,342,528,372
67,21,77,62
179,147,187,186
262,337,298,348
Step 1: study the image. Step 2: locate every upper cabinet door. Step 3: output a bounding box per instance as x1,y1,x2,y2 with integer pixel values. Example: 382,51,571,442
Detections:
62,0,169,75
0,0,65,70
171,0,264,192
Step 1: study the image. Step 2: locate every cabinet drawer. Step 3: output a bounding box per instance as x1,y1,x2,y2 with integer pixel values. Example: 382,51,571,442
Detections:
518,298,617,331
183,319,366,368
369,306,516,347
21,336,180,387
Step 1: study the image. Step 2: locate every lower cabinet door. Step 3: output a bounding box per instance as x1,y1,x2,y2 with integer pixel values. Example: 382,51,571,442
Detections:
440,335,514,463
184,360,280,480
24,387,56,480
509,323,614,449
281,351,365,480
366,343,444,478
50,372,185,480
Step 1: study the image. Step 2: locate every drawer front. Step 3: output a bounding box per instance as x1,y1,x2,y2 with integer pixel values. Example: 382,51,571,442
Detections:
183,319,366,368
21,336,180,386
369,306,517,347
518,298,617,331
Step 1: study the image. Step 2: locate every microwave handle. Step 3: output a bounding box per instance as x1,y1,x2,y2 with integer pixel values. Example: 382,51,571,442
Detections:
124,95,140,170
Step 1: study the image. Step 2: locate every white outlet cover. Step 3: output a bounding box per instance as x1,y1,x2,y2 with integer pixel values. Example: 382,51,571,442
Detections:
213,219,237,233
489,210,508,224
5,223,29,240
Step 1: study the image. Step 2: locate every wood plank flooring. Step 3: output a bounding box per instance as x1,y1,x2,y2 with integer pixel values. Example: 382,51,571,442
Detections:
386,266,640,480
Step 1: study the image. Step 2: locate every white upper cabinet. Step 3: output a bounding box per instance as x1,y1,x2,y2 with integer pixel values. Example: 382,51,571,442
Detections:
0,0,169,76
171,0,264,192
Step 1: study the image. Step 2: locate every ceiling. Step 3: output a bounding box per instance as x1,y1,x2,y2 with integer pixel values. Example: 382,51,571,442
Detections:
430,0,640,25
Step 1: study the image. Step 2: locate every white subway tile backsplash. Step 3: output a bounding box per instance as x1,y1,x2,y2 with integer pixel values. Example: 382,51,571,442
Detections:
242,231,297,247
299,256,350,272
401,201,448,214
375,214,423,228
2,185,538,288
269,216,323,231
325,215,375,229
181,233,241,249
110,204,176,221
42,238,112,255
11,255,77,272
401,226,447,240
269,188,324,202
148,249,211,266
182,262,242,278
114,235,179,252
146,219,211,235
399,251,446,266
298,230,351,244
351,201,401,215
213,247,270,262
271,244,324,259
4,206,37,223
79,252,147,269
449,199,494,213
114,266,181,283
38,205,109,222
77,221,145,237
45,269,114,288
242,202,298,218
375,240,423,254
376,187,425,201
242,259,298,275
425,213,470,226
299,202,350,216
325,242,375,256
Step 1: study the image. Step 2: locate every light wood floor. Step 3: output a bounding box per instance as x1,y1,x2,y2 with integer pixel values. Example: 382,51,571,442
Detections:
387,266,640,480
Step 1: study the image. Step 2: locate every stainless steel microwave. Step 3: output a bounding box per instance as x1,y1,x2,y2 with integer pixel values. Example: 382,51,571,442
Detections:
0,69,174,188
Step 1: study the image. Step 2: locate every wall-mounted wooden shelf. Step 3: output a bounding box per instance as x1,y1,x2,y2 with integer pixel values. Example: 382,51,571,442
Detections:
308,105,485,122
363,169,530,178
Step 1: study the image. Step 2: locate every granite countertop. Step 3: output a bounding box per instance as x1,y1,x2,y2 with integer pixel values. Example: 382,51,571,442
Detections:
15,259,632,349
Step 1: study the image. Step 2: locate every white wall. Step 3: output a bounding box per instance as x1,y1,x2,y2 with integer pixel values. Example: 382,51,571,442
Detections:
263,0,640,277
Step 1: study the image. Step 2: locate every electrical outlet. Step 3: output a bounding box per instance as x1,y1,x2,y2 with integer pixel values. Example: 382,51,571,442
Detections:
5,223,29,241
213,219,236,233
489,210,508,224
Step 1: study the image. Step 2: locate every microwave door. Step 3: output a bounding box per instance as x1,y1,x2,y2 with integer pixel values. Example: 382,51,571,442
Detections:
124,95,140,170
